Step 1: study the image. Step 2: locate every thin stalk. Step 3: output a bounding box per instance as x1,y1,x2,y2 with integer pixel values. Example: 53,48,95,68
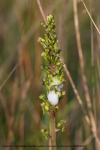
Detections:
6,69,18,150
89,0,97,129
81,0,100,35
89,2,97,149
50,105,56,149
73,0,97,136
73,0,100,147
0,92,9,128
50,61,56,149
0,63,18,90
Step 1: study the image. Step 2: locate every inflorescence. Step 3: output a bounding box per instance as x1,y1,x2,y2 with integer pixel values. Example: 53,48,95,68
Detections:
38,14,66,139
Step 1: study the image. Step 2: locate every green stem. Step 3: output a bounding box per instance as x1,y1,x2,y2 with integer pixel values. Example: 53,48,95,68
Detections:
49,60,56,150
50,105,56,150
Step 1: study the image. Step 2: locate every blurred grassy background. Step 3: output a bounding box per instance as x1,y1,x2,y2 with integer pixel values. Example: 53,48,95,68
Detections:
0,0,100,150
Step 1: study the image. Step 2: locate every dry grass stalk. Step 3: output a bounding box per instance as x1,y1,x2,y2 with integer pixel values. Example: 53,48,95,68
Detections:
0,63,18,90
19,57,25,150
81,0,100,35
73,0,100,146
37,0,47,24
0,92,10,127
77,134,93,150
19,80,30,150
6,69,18,150
58,0,69,48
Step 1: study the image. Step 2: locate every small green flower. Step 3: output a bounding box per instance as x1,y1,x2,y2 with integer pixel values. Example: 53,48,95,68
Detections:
57,120,66,132
41,129,50,140
45,105,49,111
57,122,61,128
40,22,47,28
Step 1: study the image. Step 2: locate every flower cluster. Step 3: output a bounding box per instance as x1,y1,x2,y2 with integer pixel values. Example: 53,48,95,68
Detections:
38,14,66,109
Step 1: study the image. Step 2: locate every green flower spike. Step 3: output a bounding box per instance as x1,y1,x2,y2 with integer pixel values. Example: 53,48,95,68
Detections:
38,14,66,140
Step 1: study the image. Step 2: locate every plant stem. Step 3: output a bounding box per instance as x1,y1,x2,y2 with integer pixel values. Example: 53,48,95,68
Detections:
50,105,56,150
50,61,56,150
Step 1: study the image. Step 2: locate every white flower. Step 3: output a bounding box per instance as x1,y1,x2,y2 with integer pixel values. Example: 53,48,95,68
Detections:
47,90,59,105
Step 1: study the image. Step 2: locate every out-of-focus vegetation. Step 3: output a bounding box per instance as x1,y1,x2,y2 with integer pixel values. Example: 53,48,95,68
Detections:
0,0,100,150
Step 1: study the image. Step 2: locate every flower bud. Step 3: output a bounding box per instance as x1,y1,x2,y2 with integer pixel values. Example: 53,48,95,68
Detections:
49,14,54,20
41,129,44,133
40,22,46,28
41,102,45,107
45,105,49,111
45,130,49,135
57,122,61,128
62,91,66,96
38,37,45,43
45,49,49,53
41,52,46,57
39,94,45,99
55,106,59,110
